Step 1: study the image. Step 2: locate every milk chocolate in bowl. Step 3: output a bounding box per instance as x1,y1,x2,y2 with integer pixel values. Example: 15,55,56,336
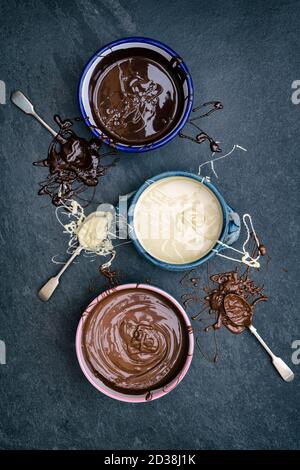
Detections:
89,48,185,145
81,287,189,394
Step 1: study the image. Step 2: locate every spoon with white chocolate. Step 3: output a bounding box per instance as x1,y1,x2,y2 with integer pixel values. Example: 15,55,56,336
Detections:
38,210,114,301
38,246,83,301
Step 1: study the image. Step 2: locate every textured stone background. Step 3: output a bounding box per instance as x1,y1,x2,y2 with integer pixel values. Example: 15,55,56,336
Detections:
0,0,299,450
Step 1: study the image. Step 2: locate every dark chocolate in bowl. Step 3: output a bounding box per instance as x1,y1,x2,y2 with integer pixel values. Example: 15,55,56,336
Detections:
87,47,186,146
81,287,190,395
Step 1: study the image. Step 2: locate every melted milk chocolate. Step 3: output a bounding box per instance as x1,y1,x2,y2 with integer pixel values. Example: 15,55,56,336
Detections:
82,288,189,394
89,48,185,145
192,270,267,334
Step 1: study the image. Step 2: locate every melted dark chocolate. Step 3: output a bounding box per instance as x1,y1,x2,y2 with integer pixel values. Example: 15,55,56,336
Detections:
81,287,189,394
33,115,116,206
89,47,185,145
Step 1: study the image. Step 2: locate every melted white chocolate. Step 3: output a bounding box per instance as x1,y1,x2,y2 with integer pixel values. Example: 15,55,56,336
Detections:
133,176,223,264
76,211,113,252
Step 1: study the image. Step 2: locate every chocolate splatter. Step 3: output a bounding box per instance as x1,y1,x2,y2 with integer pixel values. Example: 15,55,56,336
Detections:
86,279,96,294
195,325,219,363
258,244,267,256
180,269,200,288
145,391,153,401
179,266,219,362
99,265,123,289
33,115,117,206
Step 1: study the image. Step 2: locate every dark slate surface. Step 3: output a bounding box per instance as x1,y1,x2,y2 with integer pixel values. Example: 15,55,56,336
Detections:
0,0,299,450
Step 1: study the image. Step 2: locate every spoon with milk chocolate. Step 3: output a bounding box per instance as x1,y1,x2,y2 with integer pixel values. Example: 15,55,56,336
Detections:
224,294,294,382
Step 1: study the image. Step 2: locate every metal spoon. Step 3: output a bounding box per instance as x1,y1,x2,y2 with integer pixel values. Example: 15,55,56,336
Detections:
11,90,58,138
38,246,83,302
249,325,294,382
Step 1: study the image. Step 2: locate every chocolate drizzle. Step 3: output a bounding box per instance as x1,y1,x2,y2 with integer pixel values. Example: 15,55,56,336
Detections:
33,115,116,205
81,287,189,395
179,101,223,152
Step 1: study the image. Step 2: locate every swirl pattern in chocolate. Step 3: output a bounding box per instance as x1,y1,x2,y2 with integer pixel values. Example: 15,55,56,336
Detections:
89,48,185,145
82,288,189,394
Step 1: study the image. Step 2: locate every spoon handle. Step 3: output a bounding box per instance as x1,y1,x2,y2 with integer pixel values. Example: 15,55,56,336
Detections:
38,246,82,302
31,110,58,138
56,246,83,279
249,325,294,382
11,90,57,137
248,325,274,357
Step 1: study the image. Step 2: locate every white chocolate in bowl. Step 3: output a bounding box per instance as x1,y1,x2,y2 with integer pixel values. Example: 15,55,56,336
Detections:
133,176,224,264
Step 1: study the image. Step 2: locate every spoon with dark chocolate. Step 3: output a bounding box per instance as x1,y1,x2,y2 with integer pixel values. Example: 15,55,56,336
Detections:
11,90,117,206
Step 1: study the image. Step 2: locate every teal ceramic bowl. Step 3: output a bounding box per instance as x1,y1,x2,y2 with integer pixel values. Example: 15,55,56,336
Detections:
127,171,240,271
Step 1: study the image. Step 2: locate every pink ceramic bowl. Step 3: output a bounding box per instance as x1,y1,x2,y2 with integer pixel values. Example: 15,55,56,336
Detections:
76,283,194,403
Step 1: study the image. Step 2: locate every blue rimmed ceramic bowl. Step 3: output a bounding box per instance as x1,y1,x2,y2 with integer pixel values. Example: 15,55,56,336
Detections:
126,171,241,271
78,37,193,153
